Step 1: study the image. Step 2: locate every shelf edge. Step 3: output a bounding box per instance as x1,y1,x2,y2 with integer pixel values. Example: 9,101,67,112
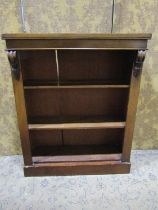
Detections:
28,122,126,130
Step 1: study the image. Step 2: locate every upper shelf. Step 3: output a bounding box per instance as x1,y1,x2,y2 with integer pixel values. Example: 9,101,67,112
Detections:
2,33,152,50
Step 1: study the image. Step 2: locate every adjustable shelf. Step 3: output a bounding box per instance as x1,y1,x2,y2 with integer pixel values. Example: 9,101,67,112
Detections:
24,84,130,89
2,33,151,176
28,121,126,130
24,79,130,87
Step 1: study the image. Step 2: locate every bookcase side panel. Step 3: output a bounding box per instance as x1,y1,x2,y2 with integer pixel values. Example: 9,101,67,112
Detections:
7,50,32,165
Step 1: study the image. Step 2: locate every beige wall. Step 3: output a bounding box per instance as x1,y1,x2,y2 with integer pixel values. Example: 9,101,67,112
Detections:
0,0,158,155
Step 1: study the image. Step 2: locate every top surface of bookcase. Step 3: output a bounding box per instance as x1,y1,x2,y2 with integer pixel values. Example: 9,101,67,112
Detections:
2,33,152,50
2,33,152,40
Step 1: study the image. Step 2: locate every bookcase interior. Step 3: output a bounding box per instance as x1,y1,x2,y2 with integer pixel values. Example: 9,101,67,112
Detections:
21,49,136,161
30,129,124,157
21,50,136,86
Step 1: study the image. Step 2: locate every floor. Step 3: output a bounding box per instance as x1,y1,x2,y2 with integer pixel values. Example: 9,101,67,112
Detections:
0,150,158,210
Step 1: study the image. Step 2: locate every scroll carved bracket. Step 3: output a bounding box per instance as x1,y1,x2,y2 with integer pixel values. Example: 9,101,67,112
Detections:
7,51,20,80
133,50,146,78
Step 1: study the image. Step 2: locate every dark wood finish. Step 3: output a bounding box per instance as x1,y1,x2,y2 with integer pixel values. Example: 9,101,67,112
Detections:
2,33,151,176
32,145,122,156
20,50,58,83
24,84,130,89
24,88,129,120
29,128,124,153
24,161,131,176
32,153,121,163
2,33,152,39
24,89,60,118
62,128,124,146
2,33,151,50
27,115,125,124
29,130,63,150
28,122,125,130
7,51,20,80
24,80,130,86
8,52,32,165
122,50,146,161
4,39,148,50
58,50,134,84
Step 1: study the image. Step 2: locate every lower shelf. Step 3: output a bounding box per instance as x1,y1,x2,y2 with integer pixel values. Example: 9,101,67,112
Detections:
29,144,125,176
24,161,131,176
33,153,121,163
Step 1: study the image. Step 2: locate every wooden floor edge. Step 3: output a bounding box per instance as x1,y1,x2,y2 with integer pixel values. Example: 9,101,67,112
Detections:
24,162,131,176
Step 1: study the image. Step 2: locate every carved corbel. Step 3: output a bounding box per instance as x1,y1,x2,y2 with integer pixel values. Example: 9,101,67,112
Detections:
7,51,20,80
133,50,146,77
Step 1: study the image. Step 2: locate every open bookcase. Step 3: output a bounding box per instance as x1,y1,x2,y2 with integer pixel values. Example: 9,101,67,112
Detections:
2,33,151,176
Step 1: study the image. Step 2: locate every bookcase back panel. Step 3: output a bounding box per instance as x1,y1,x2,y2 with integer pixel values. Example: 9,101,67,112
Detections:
63,129,124,146
20,50,58,83
32,145,122,157
25,88,129,121
25,89,60,117
30,128,124,156
58,50,136,84
60,89,128,119
30,130,62,149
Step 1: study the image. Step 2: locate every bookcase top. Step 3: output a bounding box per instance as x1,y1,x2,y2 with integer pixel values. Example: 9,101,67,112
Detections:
2,33,152,40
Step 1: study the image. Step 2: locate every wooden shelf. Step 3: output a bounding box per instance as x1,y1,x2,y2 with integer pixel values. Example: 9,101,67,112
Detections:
33,153,121,163
24,79,130,88
24,84,129,89
28,121,126,130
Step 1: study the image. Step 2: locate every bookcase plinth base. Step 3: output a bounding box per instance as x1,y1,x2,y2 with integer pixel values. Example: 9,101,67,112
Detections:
24,161,131,176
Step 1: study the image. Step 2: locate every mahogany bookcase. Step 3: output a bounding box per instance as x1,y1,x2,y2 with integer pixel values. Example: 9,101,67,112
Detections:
2,33,151,176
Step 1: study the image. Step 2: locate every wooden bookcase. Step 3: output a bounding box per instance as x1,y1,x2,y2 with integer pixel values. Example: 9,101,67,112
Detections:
2,33,151,176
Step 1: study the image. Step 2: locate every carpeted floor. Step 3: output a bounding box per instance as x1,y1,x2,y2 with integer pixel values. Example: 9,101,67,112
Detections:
0,150,158,210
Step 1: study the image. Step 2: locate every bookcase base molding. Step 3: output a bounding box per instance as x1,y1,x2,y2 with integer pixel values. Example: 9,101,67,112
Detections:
2,33,151,176
24,161,131,177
